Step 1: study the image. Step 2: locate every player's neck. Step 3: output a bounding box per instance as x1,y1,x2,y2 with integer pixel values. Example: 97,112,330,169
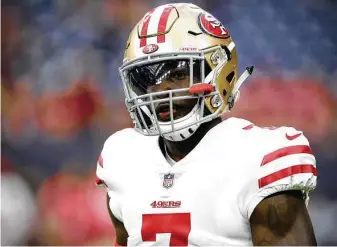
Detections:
162,118,222,162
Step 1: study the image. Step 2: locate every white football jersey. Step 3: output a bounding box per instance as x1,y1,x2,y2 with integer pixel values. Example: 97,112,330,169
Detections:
96,117,317,246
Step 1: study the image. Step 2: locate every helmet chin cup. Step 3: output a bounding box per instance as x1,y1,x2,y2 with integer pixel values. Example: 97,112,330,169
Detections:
158,104,202,142
162,122,200,142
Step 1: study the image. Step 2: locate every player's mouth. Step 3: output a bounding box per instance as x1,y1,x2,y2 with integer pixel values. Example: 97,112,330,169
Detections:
155,103,178,121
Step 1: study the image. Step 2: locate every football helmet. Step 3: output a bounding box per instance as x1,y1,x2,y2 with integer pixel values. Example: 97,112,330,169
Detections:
119,3,253,141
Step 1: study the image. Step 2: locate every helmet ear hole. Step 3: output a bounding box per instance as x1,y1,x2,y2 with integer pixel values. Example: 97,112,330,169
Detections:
220,45,232,61
226,71,235,83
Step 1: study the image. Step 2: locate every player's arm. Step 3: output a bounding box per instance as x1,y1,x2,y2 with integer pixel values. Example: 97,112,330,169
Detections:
250,190,317,246
107,194,128,246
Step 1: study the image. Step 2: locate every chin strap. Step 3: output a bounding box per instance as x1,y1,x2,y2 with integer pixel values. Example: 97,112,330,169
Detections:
226,65,254,112
232,66,254,95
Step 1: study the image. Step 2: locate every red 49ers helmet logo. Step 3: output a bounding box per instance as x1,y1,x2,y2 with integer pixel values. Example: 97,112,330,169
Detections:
198,12,230,39
142,44,159,54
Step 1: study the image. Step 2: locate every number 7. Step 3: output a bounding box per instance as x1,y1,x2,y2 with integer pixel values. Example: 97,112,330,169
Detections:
141,213,191,246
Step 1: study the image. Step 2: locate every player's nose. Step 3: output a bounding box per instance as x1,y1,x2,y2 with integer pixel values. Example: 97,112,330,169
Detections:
149,81,172,97
153,80,172,92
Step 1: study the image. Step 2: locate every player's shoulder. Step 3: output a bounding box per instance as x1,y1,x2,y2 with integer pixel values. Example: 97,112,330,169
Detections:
218,117,311,148
96,128,147,187
216,117,254,131
214,117,316,178
102,128,149,154
103,128,140,149
98,128,143,170
99,127,158,169
208,117,254,142
229,119,317,218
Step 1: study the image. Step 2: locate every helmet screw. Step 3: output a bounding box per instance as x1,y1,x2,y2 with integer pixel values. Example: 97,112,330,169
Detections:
210,95,221,108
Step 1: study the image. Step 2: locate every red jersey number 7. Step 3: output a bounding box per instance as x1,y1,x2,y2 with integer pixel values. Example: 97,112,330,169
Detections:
141,213,191,246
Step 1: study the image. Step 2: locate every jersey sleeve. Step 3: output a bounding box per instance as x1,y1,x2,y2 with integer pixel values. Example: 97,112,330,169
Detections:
238,126,317,220
95,129,134,222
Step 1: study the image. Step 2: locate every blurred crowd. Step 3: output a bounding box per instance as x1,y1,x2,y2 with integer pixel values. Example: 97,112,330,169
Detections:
1,0,337,245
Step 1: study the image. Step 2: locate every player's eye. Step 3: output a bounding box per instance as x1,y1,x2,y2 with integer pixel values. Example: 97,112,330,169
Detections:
173,71,187,80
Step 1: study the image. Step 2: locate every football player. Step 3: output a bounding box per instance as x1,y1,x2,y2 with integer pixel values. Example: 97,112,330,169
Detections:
96,3,317,246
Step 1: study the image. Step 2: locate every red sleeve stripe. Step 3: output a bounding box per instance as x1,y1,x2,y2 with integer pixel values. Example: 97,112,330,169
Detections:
98,155,103,168
242,124,254,130
157,6,173,43
261,145,313,166
258,164,317,188
140,9,155,47
95,178,104,185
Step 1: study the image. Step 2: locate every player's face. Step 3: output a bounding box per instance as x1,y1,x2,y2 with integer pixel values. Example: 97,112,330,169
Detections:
148,73,198,122
127,60,200,122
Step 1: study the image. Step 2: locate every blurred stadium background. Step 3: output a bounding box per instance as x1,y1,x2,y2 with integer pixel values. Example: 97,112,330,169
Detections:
1,0,337,245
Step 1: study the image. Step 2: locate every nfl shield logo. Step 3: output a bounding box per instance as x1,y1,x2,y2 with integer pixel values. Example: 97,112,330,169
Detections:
163,173,174,189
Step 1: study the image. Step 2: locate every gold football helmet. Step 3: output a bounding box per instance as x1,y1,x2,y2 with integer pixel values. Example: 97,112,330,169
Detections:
119,3,253,141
